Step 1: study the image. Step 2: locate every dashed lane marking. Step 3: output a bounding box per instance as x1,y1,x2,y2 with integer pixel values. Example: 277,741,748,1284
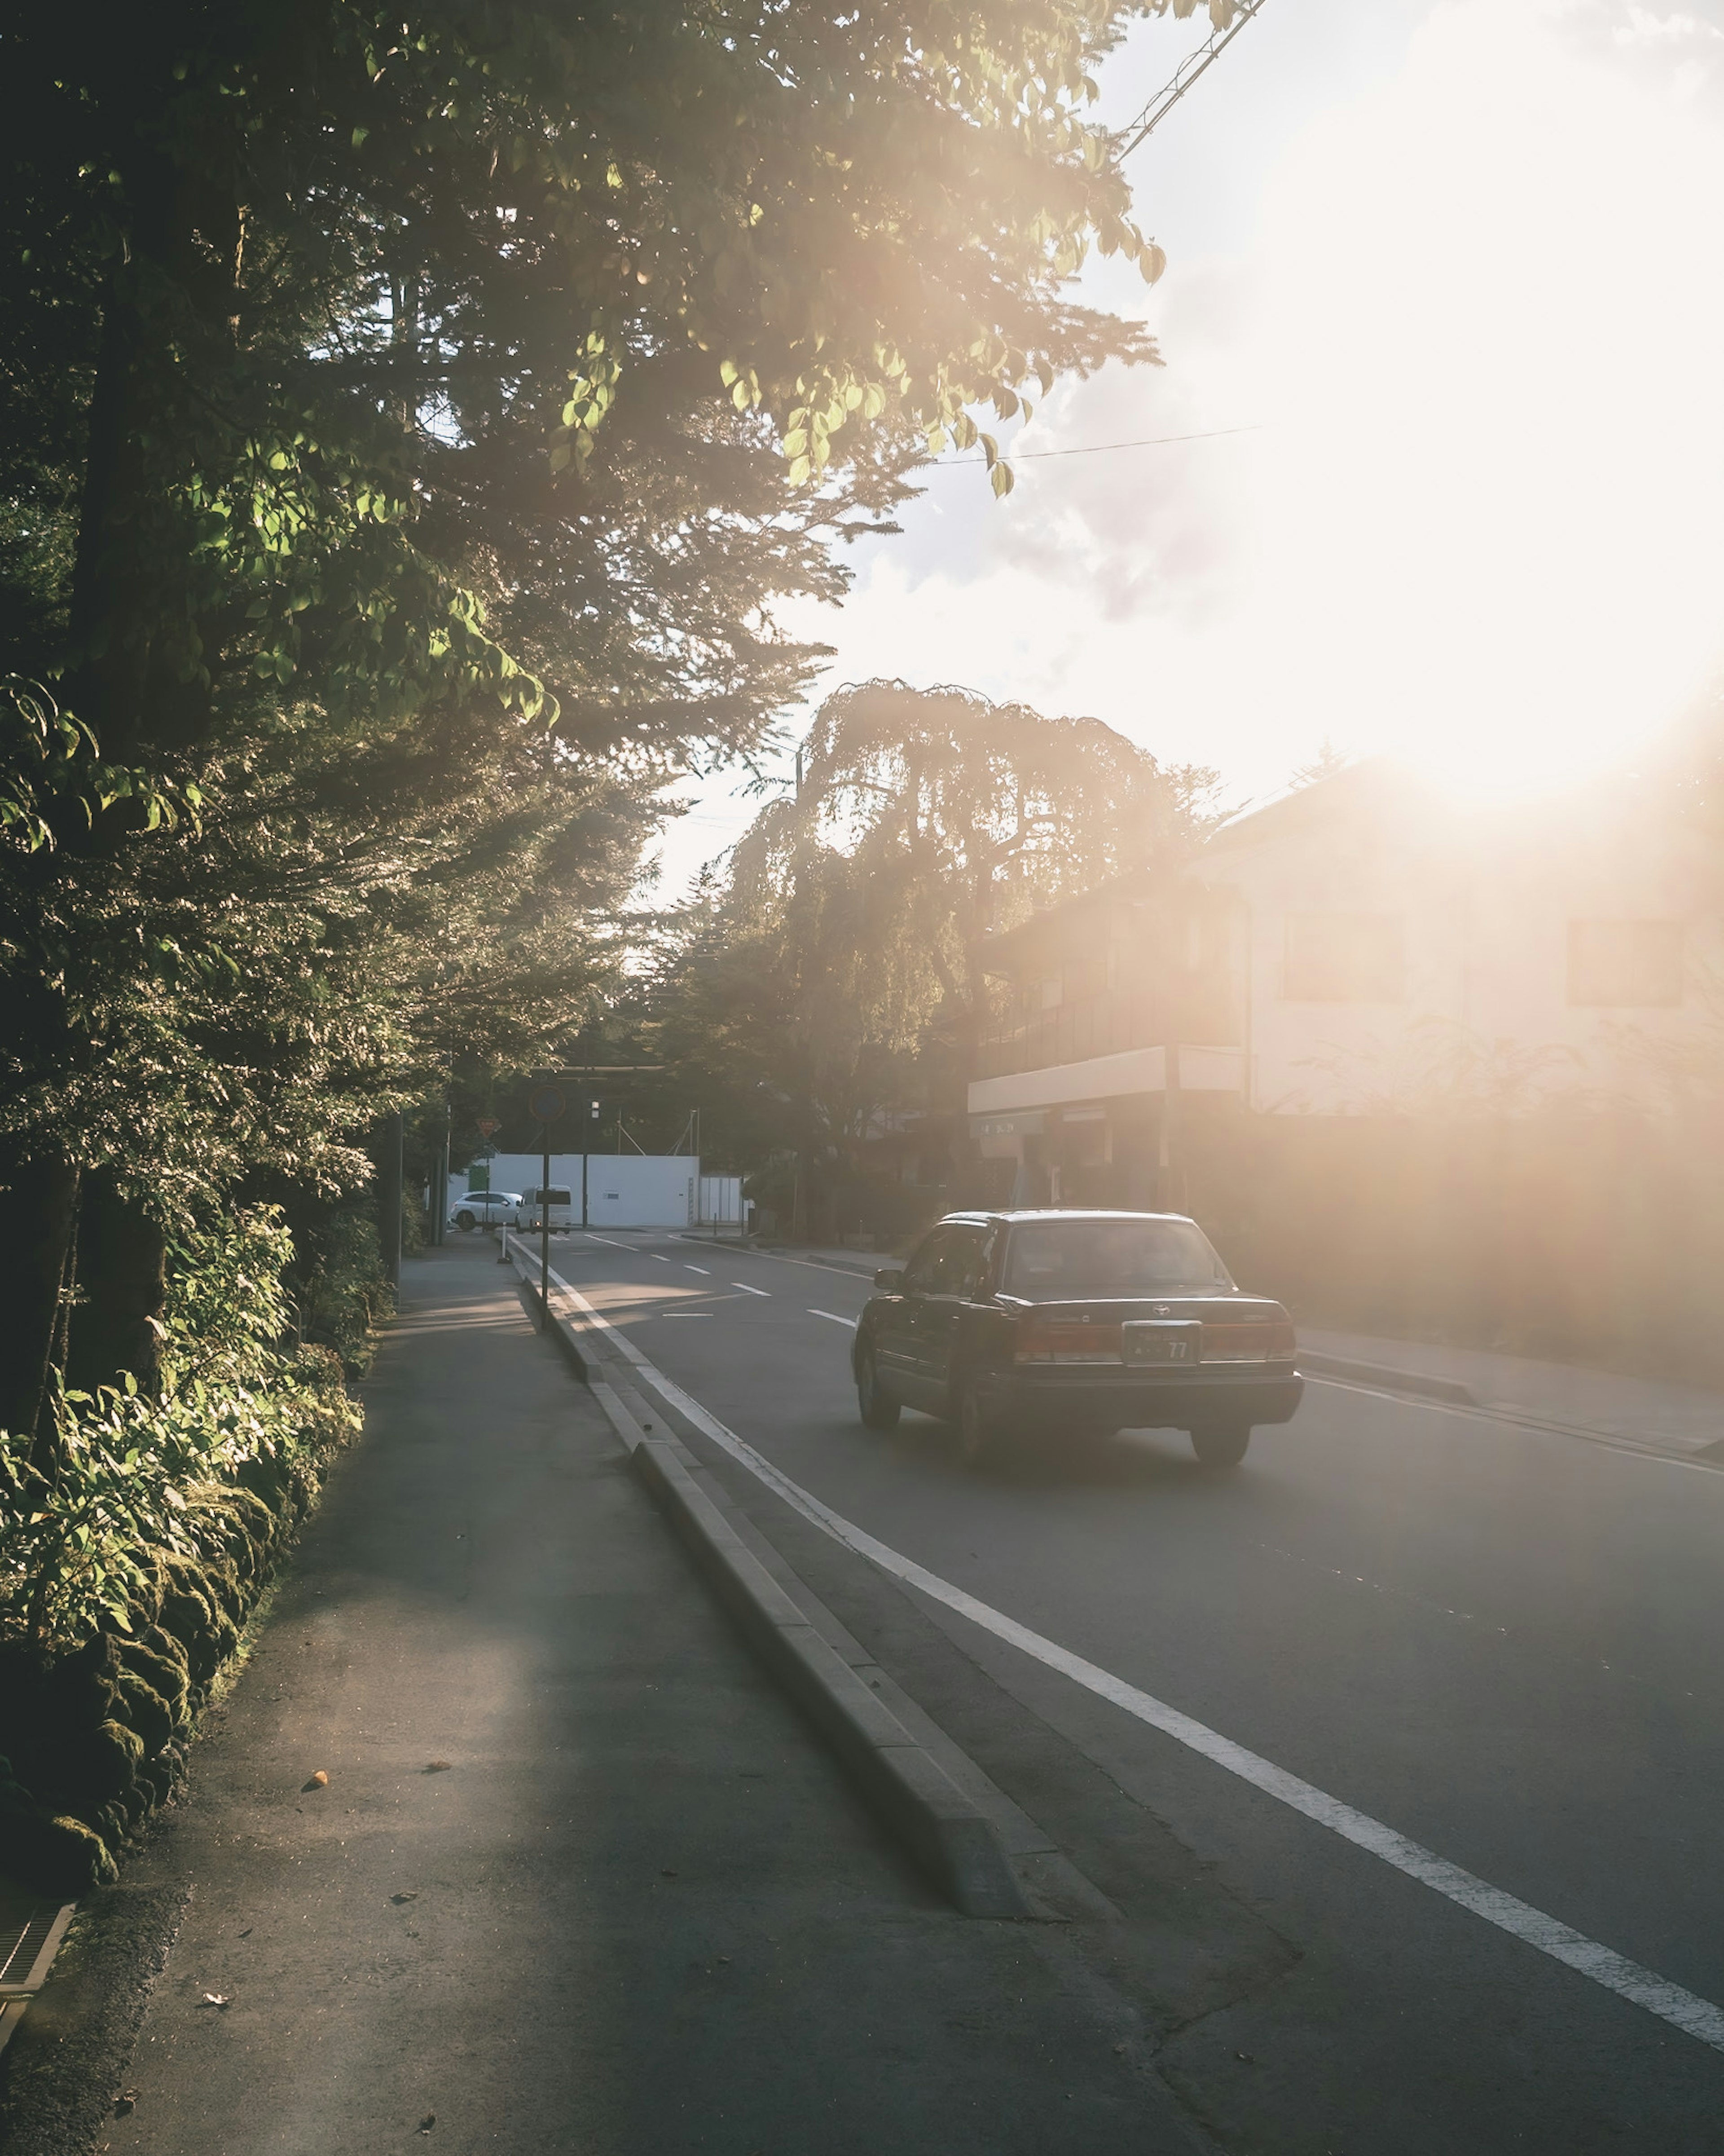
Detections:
732,1283,771,1297
809,1309,858,1328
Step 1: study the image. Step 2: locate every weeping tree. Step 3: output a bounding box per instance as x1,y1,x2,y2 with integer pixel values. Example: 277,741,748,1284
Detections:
0,0,1226,1440
638,681,1219,1229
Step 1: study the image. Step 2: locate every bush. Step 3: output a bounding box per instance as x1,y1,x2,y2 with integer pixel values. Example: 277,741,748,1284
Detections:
0,1209,368,1888
291,1205,394,1376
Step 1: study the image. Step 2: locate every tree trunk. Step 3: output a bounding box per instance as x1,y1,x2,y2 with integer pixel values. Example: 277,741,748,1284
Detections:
0,1152,82,1442
376,1112,403,1292
64,1169,167,1402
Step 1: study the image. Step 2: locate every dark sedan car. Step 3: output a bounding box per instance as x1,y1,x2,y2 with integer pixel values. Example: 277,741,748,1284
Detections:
852,1209,1302,1469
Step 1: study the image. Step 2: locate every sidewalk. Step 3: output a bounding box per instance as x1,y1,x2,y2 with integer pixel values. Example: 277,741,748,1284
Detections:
70,1240,1207,2156
1298,1326,1724,1461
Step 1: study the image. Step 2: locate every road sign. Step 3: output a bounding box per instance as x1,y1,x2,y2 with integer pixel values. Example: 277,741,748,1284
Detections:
476,1117,499,1138
527,1085,566,1125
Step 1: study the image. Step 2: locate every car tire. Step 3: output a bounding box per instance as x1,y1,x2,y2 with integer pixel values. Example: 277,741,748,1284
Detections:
956,1376,1001,1467
455,1209,476,1231
857,1348,900,1431
1189,1422,1252,1470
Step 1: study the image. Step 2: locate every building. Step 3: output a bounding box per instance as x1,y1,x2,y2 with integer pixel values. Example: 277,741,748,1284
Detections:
967,761,1724,1208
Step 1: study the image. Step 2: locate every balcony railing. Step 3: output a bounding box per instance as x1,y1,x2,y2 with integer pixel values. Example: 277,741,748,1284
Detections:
973,986,1240,1080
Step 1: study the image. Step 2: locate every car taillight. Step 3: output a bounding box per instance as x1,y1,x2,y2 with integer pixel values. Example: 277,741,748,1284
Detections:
1016,1317,1123,1364
1200,1321,1297,1361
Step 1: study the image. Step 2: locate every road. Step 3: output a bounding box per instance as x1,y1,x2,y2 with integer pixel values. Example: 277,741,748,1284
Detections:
549,1227,1724,2152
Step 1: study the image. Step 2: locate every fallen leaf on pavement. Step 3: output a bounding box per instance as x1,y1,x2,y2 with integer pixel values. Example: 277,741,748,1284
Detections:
301,1771,329,1791
197,1993,230,2010
391,1892,419,1904
422,1761,452,1774
417,2114,436,2133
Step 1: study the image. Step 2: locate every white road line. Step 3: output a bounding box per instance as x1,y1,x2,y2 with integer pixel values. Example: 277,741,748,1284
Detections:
687,1241,876,1284
1306,1375,1724,1478
582,1234,638,1250
732,1282,771,1297
809,1309,858,1329
651,1254,671,1264
531,1247,1724,2058
660,1312,713,1319
685,1264,711,1275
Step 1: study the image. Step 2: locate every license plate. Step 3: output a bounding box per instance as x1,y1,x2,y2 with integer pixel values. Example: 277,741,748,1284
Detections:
1122,1321,1202,1366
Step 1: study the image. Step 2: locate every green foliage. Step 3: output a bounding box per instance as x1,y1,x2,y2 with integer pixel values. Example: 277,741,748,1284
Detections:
632,682,1220,1210
0,1211,361,1652
291,1207,395,1375
0,0,1188,1248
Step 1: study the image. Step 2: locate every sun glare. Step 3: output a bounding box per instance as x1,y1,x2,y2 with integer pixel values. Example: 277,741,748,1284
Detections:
1234,0,1724,804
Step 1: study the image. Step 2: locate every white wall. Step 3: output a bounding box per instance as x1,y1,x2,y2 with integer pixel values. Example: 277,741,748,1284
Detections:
1208,778,1724,1115
463,1154,699,1228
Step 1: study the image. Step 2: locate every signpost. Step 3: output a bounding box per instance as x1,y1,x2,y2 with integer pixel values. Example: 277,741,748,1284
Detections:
526,1084,566,1325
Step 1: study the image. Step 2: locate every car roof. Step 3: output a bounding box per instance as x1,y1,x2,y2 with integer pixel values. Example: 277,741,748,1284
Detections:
935,1208,1198,1228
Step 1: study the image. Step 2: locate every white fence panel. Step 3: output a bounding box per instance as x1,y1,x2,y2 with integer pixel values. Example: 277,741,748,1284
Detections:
463,1154,698,1229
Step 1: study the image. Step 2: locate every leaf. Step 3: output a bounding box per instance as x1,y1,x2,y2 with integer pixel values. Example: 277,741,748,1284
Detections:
1140,242,1168,285
980,433,999,471
990,459,1015,498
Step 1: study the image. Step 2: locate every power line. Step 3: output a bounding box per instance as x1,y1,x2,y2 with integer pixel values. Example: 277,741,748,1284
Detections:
928,421,1269,468
1112,0,1276,161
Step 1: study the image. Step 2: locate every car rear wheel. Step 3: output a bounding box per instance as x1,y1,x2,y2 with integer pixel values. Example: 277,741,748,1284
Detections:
455,1209,476,1231
1189,1422,1252,1470
857,1348,900,1431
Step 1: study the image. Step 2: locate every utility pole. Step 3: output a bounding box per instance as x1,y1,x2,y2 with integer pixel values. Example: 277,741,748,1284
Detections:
540,1122,550,1322
1159,1039,1186,1214
429,1104,449,1247
582,1097,599,1228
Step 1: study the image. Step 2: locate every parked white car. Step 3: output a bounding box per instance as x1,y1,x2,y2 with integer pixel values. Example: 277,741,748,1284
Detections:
448,1190,521,1231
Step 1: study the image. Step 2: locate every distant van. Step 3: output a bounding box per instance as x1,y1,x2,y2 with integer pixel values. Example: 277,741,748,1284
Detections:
519,1186,575,1230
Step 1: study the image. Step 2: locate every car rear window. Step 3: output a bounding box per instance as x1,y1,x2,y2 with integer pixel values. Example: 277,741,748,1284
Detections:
1002,1219,1232,1298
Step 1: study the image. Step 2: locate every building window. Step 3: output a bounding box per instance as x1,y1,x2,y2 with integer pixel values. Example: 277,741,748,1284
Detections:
1284,913,1404,1002
1568,920,1684,1006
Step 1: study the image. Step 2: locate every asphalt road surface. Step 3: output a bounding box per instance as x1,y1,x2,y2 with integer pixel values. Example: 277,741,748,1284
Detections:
548,1227,1724,2153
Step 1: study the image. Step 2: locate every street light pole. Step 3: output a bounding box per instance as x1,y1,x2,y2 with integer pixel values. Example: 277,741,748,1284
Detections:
539,1118,551,1327
582,1097,599,1228
524,1083,567,1329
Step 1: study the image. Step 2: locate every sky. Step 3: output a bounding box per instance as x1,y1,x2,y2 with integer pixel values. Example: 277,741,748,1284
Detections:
648,0,1724,897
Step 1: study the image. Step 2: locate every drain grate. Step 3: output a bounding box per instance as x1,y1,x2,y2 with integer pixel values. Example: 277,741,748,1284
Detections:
0,1883,76,2055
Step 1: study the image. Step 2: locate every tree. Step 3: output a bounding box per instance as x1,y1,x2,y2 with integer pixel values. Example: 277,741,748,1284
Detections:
636,681,1218,1232
0,0,1220,1430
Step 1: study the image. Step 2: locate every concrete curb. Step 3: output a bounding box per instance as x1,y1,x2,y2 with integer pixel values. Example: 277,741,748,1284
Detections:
501,1234,1033,1920
632,1438,1031,1919
1299,1352,1477,1407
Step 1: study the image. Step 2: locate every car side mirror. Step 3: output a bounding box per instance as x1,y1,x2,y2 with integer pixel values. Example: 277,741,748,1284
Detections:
874,1267,905,1292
